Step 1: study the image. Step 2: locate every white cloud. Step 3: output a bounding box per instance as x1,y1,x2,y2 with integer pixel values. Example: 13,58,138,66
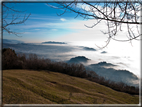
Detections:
54,20,110,42
45,3,59,9
60,18,66,21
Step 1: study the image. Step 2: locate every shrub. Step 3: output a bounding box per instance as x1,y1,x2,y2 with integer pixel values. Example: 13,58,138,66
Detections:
2,48,18,69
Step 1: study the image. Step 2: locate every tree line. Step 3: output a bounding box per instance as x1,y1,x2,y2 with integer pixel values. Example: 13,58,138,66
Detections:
2,48,139,95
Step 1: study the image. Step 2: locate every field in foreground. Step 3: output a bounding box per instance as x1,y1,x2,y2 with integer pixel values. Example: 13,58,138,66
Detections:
3,70,139,104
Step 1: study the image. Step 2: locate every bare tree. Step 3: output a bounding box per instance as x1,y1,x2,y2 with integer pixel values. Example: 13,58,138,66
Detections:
2,3,31,37
47,0,142,48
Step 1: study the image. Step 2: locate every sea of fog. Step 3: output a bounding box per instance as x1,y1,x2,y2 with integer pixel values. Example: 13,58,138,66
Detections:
2,41,140,87
68,41,141,78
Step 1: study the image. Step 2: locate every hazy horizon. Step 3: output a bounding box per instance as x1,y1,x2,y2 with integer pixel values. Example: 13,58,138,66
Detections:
2,39,140,79
2,2,141,83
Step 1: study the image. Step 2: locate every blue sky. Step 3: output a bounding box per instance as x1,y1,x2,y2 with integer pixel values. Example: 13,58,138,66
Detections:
3,2,115,43
2,2,140,46
3,2,86,43
3,2,141,46
2,2,141,44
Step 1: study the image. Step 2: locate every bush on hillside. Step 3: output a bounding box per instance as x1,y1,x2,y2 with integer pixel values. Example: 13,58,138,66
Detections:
2,48,18,69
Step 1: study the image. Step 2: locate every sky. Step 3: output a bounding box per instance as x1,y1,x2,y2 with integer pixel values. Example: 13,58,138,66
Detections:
2,2,141,77
3,2,141,43
3,2,93,43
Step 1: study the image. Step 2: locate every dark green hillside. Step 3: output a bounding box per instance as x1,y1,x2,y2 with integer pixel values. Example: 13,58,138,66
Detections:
3,70,139,104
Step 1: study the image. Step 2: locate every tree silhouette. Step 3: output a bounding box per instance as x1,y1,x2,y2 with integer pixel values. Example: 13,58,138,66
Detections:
47,0,142,48
2,2,31,36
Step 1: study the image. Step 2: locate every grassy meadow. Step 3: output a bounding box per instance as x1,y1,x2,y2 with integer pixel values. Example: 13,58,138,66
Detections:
3,69,139,104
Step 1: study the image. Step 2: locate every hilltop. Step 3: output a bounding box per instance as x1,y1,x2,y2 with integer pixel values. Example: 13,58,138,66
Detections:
3,69,139,104
67,56,90,64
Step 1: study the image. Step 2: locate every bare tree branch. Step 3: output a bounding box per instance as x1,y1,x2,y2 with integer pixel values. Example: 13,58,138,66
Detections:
47,0,141,48
2,3,31,36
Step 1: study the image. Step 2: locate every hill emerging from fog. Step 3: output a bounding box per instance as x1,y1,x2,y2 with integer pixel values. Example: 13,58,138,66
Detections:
66,56,139,87
67,56,90,64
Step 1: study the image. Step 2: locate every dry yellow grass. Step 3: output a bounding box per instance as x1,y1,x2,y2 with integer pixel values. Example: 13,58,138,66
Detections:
3,69,139,104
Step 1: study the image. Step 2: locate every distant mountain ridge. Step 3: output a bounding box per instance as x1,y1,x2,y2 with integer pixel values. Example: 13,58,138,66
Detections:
81,46,96,51
42,41,67,44
101,51,107,54
86,64,139,87
3,39,24,44
90,61,116,67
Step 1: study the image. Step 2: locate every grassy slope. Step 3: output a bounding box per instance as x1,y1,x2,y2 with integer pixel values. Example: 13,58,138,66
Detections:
3,70,139,104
